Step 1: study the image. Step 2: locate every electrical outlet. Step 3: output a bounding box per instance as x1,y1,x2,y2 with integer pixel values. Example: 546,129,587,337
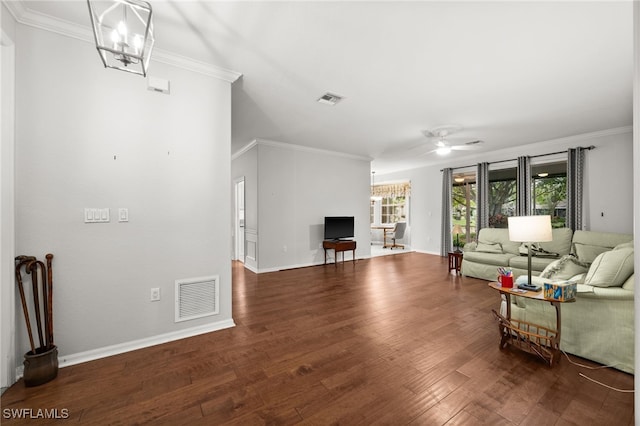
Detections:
150,288,160,302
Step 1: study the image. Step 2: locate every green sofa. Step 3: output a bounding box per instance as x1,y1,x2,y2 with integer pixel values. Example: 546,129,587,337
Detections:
462,228,635,373
461,227,574,282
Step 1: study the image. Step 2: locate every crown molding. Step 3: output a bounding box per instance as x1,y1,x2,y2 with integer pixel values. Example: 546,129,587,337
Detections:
3,0,242,83
440,125,634,171
232,138,372,162
231,140,258,160
152,49,241,83
258,138,372,162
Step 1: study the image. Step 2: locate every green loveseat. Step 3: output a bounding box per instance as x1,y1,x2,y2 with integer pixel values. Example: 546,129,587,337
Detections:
462,228,635,373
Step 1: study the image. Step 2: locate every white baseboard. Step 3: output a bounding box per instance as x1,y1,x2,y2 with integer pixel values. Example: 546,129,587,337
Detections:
243,263,258,274
414,249,441,256
49,319,235,370
257,259,361,273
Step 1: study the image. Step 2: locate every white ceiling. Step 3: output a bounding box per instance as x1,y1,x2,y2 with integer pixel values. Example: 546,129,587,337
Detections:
12,1,633,174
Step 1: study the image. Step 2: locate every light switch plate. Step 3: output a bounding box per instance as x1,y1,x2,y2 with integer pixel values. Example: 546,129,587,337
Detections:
84,208,110,223
118,208,129,222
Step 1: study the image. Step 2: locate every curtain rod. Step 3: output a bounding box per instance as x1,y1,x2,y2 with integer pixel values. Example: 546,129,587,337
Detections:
440,145,595,172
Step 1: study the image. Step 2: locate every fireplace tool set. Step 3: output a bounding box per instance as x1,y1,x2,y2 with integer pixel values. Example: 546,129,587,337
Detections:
15,253,58,386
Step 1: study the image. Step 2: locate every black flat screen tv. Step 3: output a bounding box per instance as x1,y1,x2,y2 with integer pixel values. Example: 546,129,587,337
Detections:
324,216,354,240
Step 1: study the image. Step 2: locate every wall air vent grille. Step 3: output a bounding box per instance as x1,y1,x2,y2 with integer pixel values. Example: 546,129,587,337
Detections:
175,275,219,323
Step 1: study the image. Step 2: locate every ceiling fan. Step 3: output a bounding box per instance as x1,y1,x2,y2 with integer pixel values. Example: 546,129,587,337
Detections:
421,125,483,156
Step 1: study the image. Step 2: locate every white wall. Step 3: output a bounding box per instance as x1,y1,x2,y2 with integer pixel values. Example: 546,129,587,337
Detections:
13,24,234,363
232,140,371,272
583,131,634,233
376,128,634,256
1,4,17,389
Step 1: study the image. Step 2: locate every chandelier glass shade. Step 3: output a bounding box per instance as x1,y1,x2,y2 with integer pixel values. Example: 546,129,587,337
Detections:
87,0,155,76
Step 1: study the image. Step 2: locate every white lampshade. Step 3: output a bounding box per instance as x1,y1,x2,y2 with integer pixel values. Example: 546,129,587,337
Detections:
508,215,552,242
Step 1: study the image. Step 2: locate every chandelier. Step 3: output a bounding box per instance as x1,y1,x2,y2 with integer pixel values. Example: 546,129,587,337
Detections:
87,0,155,76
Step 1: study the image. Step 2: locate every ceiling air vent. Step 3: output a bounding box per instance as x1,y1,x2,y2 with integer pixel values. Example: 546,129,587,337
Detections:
317,92,343,105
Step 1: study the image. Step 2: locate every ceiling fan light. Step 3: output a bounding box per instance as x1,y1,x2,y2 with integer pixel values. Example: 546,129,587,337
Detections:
436,146,452,155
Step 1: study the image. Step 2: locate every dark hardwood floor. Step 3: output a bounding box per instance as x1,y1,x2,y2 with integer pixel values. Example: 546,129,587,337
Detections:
1,252,634,425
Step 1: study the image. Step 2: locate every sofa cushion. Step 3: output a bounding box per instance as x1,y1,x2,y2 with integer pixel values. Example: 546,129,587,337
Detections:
539,227,573,256
476,241,503,253
508,255,555,272
614,242,634,251
572,230,633,248
475,228,520,255
463,251,514,267
584,247,634,288
539,255,589,280
571,230,633,264
573,243,610,264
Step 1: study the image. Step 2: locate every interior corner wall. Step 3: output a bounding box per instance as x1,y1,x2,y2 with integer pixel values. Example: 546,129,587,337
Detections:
238,142,370,272
376,129,634,257
14,24,233,361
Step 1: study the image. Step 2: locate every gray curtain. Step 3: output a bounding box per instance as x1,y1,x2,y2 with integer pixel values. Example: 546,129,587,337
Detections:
440,168,453,256
516,156,531,216
476,162,490,234
567,147,585,231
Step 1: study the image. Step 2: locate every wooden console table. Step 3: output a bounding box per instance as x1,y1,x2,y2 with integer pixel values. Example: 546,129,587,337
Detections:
323,240,356,266
488,282,574,367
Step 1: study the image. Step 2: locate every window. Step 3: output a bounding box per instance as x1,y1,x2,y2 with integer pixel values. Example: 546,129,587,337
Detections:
532,162,567,228
488,167,517,228
452,172,476,246
370,182,410,225
381,196,406,224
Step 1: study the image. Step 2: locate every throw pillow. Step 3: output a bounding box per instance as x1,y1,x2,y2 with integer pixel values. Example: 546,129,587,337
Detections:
584,247,634,288
475,242,503,253
573,243,609,264
539,255,589,280
568,273,586,284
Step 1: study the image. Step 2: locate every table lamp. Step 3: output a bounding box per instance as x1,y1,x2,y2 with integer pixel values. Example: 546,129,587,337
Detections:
452,224,463,253
507,215,552,286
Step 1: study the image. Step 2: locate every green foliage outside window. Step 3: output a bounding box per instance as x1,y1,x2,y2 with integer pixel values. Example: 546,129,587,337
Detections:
534,176,567,228
451,163,568,243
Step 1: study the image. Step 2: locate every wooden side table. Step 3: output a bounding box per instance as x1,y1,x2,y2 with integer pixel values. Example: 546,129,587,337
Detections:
448,251,463,275
323,240,356,266
488,282,574,367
